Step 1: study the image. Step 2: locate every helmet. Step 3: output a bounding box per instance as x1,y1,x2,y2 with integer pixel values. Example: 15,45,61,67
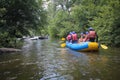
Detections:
86,31,89,34
88,27,93,30
72,31,75,34
69,32,72,34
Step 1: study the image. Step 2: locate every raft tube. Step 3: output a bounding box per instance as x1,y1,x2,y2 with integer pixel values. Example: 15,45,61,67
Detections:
66,41,99,52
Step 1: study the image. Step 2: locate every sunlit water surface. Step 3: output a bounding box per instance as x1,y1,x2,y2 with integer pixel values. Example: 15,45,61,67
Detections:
0,39,120,80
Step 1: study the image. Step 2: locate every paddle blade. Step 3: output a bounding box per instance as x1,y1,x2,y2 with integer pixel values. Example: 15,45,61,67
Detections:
61,43,66,48
101,44,108,49
61,38,65,41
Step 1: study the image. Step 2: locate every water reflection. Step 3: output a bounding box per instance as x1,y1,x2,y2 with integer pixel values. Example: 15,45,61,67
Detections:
0,39,120,80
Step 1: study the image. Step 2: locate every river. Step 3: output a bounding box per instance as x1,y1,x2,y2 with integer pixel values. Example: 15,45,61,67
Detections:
0,39,120,80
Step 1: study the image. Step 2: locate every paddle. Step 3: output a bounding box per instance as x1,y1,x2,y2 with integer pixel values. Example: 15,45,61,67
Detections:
61,38,65,41
100,44,108,49
60,43,66,48
60,38,66,48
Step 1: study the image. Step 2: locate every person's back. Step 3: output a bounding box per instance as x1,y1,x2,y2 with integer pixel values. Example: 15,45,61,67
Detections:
66,32,72,42
89,30,96,38
83,31,89,42
87,27,98,42
71,31,78,43
67,34,71,40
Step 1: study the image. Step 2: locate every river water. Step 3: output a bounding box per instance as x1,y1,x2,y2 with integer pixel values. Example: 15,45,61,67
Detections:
0,39,120,80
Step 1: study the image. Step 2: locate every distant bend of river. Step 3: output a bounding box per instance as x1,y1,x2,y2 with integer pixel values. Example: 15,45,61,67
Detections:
0,39,120,80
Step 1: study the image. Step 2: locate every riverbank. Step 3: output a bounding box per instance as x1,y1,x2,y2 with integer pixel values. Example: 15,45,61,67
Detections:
0,48,21,53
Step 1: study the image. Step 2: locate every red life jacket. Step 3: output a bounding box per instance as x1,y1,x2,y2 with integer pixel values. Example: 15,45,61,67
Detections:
88,31,96,38
72,34,78,40
67,34,71,40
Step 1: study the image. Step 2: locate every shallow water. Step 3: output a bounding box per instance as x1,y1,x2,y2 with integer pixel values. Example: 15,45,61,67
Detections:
0,39,120,80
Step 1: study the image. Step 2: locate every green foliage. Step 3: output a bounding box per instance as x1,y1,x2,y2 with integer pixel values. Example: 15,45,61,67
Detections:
89,0,120,47
0,0,47,48
47,0,120,47
0,32,23,48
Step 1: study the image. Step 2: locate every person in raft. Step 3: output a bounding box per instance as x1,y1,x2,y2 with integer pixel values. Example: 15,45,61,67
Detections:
66,32,72,42
71,31,78,43
84,27,98,42
78,31,89,43
78,32,85,43
83,31,89,42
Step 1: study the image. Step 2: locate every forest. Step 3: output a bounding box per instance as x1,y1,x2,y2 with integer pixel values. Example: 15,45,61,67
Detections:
0,0,120,48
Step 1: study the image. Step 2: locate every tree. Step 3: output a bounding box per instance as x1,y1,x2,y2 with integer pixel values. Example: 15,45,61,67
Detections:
0,0,47,48
46,0,120,47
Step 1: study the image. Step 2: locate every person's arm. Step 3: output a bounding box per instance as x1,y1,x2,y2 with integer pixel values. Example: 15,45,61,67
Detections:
83,35,88,42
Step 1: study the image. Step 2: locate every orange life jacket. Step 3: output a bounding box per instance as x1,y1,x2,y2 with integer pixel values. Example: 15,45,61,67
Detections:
72,34,78,40
88,31,96,38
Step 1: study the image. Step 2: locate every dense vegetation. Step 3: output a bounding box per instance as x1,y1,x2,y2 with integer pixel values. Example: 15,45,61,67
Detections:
0,0,120,48
47,0,120,47
0,0,47,48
